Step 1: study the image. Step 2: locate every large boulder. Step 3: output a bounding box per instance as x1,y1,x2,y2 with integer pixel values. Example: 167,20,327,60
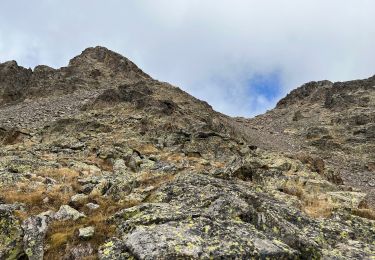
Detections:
102,173,375,259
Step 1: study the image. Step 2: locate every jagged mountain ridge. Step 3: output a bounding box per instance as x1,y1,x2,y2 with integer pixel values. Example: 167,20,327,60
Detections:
245,76,375,206
0,47,150,105
0,47,374,259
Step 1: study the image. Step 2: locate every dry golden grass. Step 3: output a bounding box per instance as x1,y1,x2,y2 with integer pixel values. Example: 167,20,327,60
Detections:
280,180,334,218
2,185,45,207
352,208,375,220
0,166,82,218
48,226,75,252
280,181,304,199
47,185,76,207
168,154,184,163
302,196,334,218
137,171,175,188
1,162,174,258
44,195,139,259
137,143,159,155
0,182,76,217
86,155,113,171
82,256,98,260
0,152,153,258
38,167,80,182
211,161,225,168
45,216,114,255
40,153,57,161
281,179,375,220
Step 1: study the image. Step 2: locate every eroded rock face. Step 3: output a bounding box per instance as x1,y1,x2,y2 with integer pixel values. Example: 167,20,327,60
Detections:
105,173,375,259
0,47,374,259
110,174,298,259
0,60,32,104
22,213,52,260
0,205,24,259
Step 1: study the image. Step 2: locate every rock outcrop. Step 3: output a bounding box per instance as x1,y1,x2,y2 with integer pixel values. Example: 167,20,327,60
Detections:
246,75,375,207
0,47,374,259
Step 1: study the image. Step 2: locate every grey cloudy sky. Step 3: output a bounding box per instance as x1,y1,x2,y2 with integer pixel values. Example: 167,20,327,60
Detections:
1,0,375,116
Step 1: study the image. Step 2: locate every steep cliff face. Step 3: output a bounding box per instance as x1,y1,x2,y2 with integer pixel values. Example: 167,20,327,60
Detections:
0,47,374,259
0,60,33,104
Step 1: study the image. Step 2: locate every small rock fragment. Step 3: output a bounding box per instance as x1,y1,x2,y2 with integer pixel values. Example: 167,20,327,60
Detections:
79,226,95,239
70,193,89,207
85,202,100,210
54,205,86,221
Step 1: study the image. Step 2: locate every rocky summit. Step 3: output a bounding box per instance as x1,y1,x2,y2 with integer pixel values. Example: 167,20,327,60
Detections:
0,46,374,260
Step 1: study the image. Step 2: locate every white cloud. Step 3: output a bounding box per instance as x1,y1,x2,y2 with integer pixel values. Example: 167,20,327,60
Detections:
1,0,374,116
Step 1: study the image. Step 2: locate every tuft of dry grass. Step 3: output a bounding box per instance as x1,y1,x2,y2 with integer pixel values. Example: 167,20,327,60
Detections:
38,167,80,182
211,161,225,168
3,185,45,207
168,154,184,163
161,153,184,164
1,183,76,217
352,208,375,220
280,179,375,220
45,216,114,257
280,180,304,199
137,171,175,189
44,195,139,259
1,167,81,207
137,143,159,155
302,195,334,218
86,154,113,172
0,166,82,218
280,180,334,218
48,226,75,252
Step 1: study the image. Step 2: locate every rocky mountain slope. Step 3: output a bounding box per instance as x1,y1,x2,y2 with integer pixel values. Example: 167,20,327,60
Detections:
243,77,375,207
0,47,374,259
